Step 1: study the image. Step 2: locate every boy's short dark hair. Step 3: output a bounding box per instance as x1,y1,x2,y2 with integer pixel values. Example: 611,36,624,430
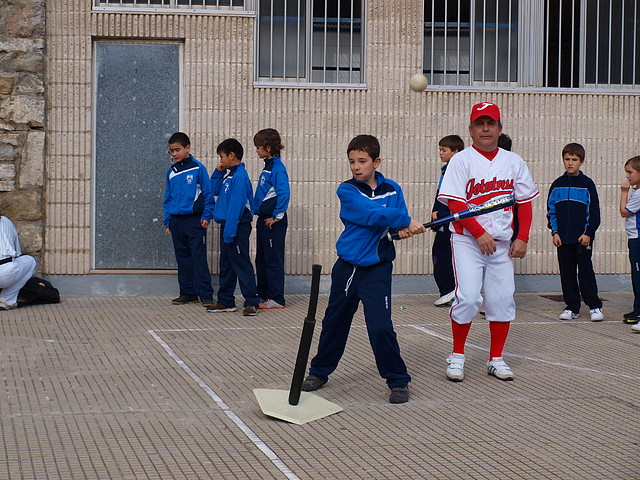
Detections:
625,156,640,172
438,135,464,153
347,134,380,160
169,132,190,147
217,138,244,160
253,128,284,157
498,133,512,151
562,143,585,161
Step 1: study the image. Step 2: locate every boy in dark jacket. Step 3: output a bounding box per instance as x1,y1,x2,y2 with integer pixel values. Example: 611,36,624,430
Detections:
431,135,464,306
164,132,215,307
207,138,260,317
547,142,603,321
301,135,426,404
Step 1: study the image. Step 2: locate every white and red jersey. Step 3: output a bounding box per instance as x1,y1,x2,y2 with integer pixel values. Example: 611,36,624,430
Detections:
437,146,539,242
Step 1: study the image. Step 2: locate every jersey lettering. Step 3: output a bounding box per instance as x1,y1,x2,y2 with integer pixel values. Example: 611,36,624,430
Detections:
465,177,514,199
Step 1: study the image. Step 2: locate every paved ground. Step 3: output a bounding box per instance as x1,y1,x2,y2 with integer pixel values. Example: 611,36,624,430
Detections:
1,291,638,480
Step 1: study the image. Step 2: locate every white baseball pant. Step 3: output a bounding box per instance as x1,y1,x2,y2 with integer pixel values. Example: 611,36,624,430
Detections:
450,234,515,324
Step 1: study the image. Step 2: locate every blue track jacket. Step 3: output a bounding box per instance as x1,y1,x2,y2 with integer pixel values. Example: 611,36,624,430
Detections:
163,154,214,226
252,156,290,220
547,171,601,244
336,172,412,267
211,163,254,244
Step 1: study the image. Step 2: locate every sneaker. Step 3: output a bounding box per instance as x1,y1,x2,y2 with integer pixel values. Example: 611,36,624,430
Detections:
631,324,640,333
301,375,326,392
206,304,237,313
623,316,640,325
559,309,579,320
623,311,637,319
589,308,604,322
487,357,515,381
172,295,199,305
445,353,465,382
243,305,258,316
434,290,455,306
259,299,285,309
389,386,409,404
0,300,16,310
200,298,216,308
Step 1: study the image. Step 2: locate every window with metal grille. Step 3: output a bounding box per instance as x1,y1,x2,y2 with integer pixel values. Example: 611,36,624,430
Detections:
256,0,364,85
93,0,252,12
424,0,640,90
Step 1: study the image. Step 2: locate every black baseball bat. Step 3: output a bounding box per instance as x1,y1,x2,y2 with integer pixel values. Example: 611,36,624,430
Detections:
288,263,322,405
387,194,516,241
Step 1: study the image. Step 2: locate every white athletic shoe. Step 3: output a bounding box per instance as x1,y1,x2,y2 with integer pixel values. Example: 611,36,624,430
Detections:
258,299,285,309
0,300,16,310
559,309,579,320
434,291,455,306
487,357,514,381
589,308,604,322
445,353,465,382
631,323,640,333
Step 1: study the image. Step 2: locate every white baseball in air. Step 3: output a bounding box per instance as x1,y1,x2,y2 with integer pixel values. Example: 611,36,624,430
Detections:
409,73,428,92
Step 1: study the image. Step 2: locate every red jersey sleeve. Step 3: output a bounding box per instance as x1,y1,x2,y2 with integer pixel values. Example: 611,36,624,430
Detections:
449,200,486,239
515,201,533,242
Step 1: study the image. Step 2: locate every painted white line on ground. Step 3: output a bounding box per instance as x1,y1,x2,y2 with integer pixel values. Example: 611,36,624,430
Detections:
410,325,640,380
148,329,300,480
152,319,617,333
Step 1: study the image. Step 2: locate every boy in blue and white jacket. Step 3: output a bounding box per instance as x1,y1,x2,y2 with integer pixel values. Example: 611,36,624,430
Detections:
547,142,603,321
301,135,426,404
208,138,260,316
252,128,290,309
164,132,215,307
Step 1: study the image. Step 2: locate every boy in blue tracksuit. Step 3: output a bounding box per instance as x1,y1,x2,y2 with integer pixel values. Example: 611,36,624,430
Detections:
547,142,603,321
164,132,215,307
207,138,260,317
301,135,426,404
252,128,290,309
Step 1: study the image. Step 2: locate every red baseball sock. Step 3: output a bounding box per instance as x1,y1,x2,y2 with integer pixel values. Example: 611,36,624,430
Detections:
489,321,510,359
451,320,471,354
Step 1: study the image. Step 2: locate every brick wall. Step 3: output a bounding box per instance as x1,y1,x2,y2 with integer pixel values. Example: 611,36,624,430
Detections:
0,0,45,268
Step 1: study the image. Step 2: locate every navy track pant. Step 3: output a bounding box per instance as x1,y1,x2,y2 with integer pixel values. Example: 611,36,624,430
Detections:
217,221,259,308
628,239,640,316
309,259,411,389
169,214,213,299
557,243,602,313
432,228,455,296
255,214,287,305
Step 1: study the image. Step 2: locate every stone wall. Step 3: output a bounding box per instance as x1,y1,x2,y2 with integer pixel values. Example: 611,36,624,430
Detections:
0,0,45,269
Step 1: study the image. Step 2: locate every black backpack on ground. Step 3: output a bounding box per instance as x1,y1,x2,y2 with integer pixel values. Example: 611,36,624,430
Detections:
17,277,61,307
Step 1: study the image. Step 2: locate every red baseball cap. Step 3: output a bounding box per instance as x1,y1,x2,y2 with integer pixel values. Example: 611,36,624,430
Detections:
470,102,501,122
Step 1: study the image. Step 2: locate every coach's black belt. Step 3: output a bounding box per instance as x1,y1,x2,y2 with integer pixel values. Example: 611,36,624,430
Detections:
0,257,13,265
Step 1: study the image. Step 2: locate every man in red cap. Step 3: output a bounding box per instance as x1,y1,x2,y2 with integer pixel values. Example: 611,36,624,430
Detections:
436,102,539,382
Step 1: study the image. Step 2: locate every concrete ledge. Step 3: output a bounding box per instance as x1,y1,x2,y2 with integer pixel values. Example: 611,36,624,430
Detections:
44,273,631,296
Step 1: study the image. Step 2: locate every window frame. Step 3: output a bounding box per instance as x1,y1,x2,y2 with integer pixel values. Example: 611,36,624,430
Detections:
92,0,255,15
253,0,367,88
423,0,640,92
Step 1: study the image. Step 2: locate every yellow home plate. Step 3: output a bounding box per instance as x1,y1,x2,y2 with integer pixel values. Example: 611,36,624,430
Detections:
254,389,343,425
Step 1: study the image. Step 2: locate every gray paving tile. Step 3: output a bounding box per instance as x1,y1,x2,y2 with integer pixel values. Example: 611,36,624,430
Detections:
0,292,638,479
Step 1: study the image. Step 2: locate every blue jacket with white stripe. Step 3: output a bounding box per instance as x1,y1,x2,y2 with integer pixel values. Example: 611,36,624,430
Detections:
547,171,600,244
336,172,412,267
252,156,290,220
211,162,254,243
163,154,214,226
